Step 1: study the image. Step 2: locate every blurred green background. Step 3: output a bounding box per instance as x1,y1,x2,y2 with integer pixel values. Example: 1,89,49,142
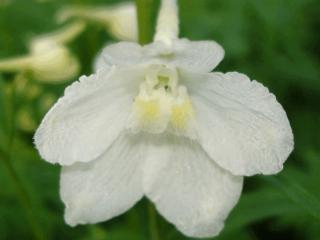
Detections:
0,0,320,239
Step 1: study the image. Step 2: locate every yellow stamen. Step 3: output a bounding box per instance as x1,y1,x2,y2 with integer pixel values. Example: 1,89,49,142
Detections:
170,100,193,130
134,98,160,123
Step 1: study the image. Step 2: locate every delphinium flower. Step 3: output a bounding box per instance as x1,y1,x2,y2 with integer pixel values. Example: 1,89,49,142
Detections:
34,0,294,238
57,2,137,41
0,21,84,82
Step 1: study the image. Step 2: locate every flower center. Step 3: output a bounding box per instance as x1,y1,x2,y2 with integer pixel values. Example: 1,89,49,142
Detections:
128,64,195,136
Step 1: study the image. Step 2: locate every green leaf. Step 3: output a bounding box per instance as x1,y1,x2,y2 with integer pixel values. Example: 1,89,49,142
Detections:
222,187,298,234
261,175,320,221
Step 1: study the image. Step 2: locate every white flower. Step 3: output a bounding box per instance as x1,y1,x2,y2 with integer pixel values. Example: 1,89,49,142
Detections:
57,2,137,41
34,0,294,238
0,22,84,82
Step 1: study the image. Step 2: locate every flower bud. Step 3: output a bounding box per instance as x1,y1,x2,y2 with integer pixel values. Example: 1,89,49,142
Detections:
0,22,84,82
30,41,80,82
57,3,137,41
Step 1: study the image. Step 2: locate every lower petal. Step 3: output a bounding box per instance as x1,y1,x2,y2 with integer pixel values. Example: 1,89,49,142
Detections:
143,135,243,238
60,133,144,226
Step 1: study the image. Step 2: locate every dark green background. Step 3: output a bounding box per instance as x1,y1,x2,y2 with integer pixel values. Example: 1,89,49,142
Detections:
0,0,320,239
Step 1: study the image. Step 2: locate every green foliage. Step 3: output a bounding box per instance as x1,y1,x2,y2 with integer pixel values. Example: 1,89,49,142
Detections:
0,0,319,239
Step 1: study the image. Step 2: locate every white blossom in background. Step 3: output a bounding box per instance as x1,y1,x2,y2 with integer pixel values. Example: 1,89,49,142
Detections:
34,0,294,238
0,21,84,82
57,2,137,42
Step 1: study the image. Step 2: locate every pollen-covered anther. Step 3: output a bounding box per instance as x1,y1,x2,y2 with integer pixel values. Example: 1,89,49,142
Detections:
128,65,194,135
170,88,194,130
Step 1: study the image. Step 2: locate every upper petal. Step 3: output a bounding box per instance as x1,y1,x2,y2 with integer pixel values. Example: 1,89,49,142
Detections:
99,39,224,72
34,66,144,165
183,70,294,176
98,42,144,68
167,39,224,72
143,135,243,238
93,48,112,72
60,133,144,226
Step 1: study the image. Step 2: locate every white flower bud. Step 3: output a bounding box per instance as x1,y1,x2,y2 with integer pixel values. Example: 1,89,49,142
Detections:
57,3,137,41
0,22,84,82
30,40,80,82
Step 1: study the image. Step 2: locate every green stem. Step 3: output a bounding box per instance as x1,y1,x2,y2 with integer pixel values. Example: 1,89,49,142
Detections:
136,0,157,45
1,153,45,240
148,203,160,240
0,56,31,72
0,79,45,240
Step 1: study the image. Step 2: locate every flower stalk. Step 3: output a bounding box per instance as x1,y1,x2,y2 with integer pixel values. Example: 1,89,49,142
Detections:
0,57,31,71
136,0,156,45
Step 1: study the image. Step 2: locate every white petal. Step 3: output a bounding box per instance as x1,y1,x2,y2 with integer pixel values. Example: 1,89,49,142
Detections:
34,66,144,165
100,42,144,66
60,133,144,226
100,39,224,72
168,39,224,72
93,48,112,72
143,135,243,238
183,71,294,176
